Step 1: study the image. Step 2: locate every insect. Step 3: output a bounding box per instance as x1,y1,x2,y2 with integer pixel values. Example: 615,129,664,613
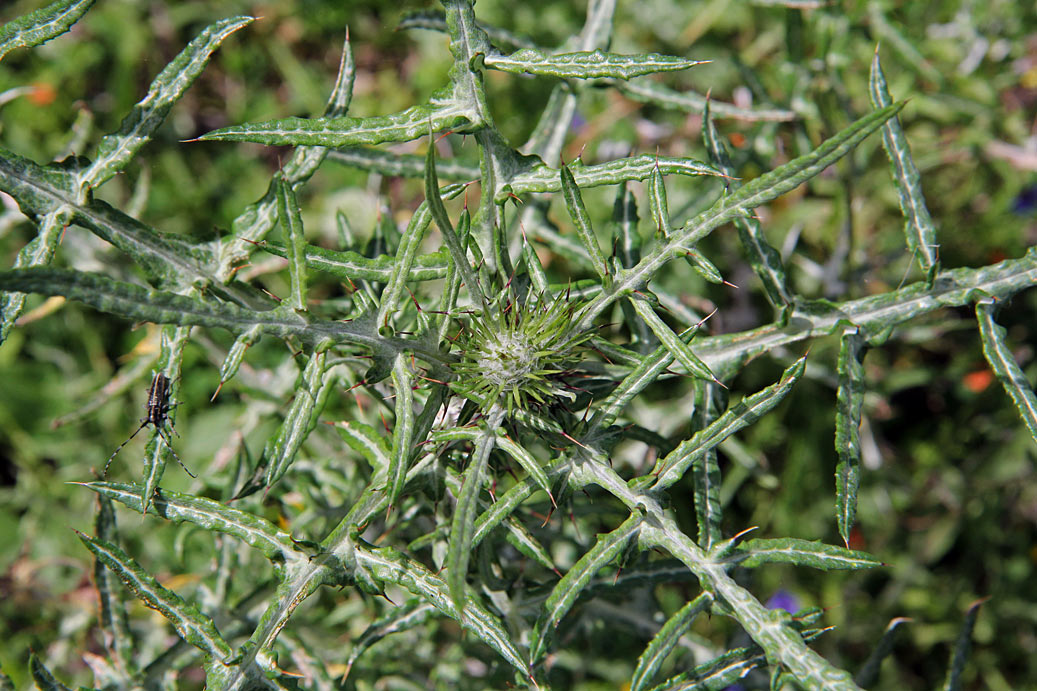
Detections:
103,372,195,478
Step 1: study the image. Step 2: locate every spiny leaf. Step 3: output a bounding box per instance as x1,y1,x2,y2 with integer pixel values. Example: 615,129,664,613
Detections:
729,538,884,571
631,592,713,691
835,329,866,546
275,177,309,312
198,100,471,147
485,47,705,80
702,99,790,307
264,350,330,487
560,163,609,279
77,531,233,659
976,299,1037,445
81,482,298,562
652,357,806,491
0,0,94,63
80,16,253,190
870,51,939,286
446,408,503,613
530,513,643,665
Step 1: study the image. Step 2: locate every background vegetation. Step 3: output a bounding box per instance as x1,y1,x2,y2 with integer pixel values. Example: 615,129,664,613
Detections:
0,0,1034,689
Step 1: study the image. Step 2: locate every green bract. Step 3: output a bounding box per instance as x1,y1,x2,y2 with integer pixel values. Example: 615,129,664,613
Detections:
451,289,594,415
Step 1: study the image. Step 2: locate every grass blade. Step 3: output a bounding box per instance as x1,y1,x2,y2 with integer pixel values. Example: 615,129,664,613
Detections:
855,617,911,688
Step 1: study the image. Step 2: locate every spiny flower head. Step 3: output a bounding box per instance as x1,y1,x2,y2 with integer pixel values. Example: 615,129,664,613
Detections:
451,288,593,416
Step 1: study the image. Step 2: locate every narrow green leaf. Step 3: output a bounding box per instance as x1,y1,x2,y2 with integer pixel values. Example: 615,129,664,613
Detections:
0,207,70,343
835,330,866,546
652,357,806,490
485,48,705,80
198,100,470,147
702,100,790,307
438,209,469,340
631,592,712,691
80,16,253,190
976,300,1037,444
335,420,391,474
616,79,796,121
425,138,485,306
275,177,309,311
256,240,450,283
943,599,987,691
648,164,671,238
472,456,568,549
646,646,767,691
628,297,716,384
217,31,355,279
386,355,416,507
502,515,556,571
613,181,641,268
92,494,134,671
328,146,479,180
81,482,298,562
869,51,939,285
506,154,721,201
577,103,904,329
560,163,609,279
0,267,407,355
0,0,94,63
377,182,467,325
355,541,530,678
493,431,553,504
29,654,71,691
692,383,723,550
215,325,263,391
529,513,643,665
264,350,329,486
855,617,911,688
345,600,436,678
589,323,702,430
77,532,233,659
0,147,223,288
730,538,884,571
446,408,503,613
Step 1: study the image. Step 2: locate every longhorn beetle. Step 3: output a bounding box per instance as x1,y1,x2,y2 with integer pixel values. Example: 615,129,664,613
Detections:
103,372,195,478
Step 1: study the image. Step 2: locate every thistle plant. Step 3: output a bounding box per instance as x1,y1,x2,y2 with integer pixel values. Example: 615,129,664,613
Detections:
1,1,1034,690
